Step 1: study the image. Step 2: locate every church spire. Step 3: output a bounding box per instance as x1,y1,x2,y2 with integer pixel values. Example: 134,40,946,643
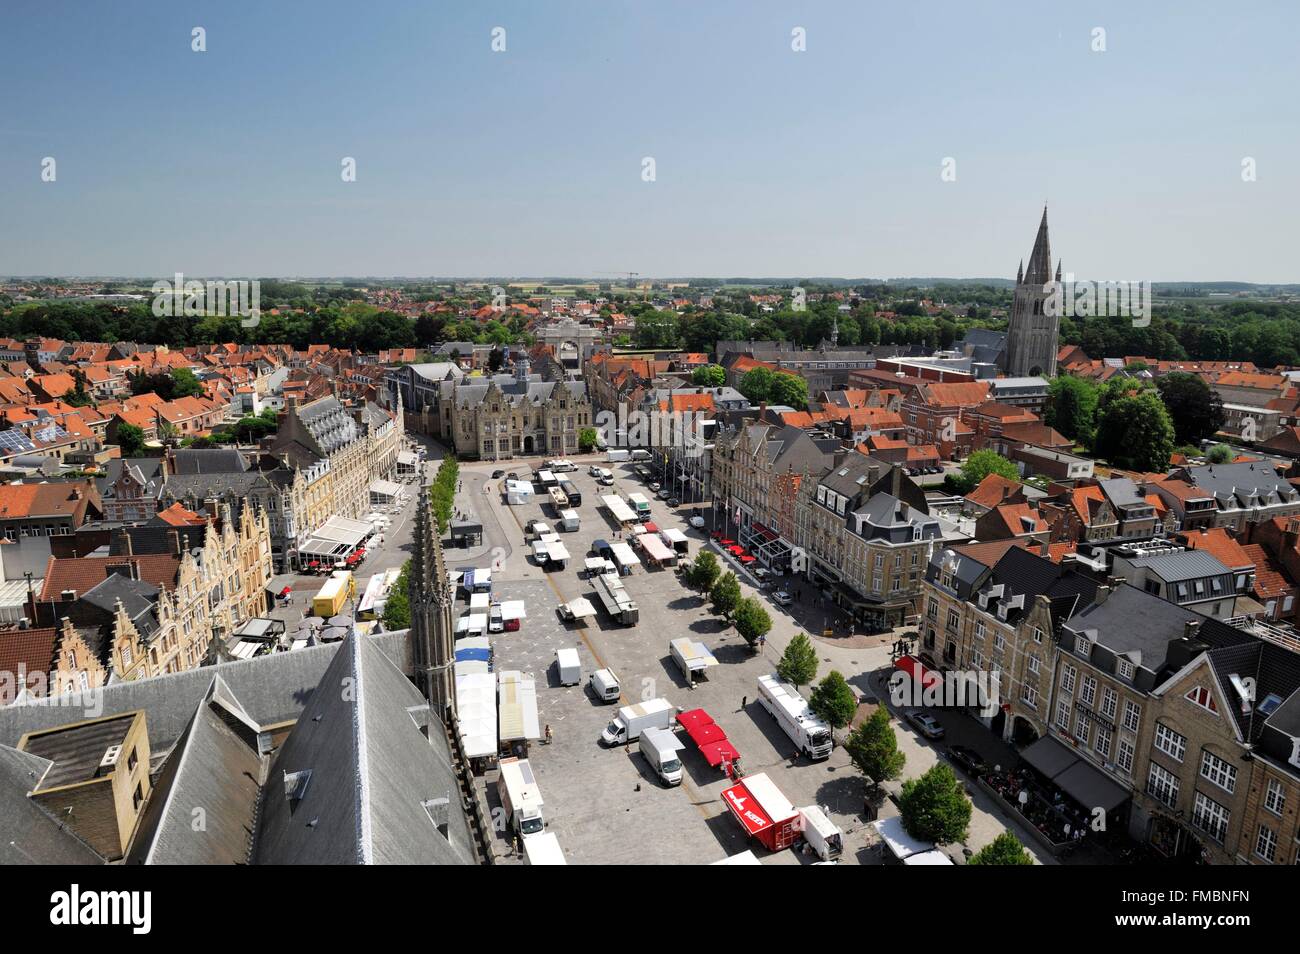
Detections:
1025,206,1052,285
1055,259,1062,283
1016,259,1024,285
409,485,454,715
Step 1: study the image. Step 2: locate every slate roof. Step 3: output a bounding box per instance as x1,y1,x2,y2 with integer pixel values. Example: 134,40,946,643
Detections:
170,448,249,475
128,675,265,865
0,745,102,865
1127,548,1230,582
251,633,475,865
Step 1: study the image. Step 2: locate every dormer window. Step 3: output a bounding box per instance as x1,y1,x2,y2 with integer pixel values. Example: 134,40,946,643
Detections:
1075,635,1091,658
1185,686,1218,713
1117,658,1135,681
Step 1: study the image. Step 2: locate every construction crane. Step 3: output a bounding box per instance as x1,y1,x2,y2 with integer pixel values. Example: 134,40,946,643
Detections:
594,270,641,292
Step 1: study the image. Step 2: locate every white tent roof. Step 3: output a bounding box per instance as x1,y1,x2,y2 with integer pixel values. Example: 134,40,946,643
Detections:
873,816,934,860
470,592,490,610
499,600,527,620
455,671,497,758
397,450,418,465
298,515,371,556
369,478,403,498
903,849,954,866
610,541,640,566
563,597,597,619
455,612,489,634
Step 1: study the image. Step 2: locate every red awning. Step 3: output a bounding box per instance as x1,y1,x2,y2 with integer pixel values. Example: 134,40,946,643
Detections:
700,739,742,770
722,779,772,837
677,708,715,737
895,654,941,690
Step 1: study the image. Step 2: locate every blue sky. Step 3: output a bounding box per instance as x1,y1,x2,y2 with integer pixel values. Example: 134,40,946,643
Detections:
2,1,1296,280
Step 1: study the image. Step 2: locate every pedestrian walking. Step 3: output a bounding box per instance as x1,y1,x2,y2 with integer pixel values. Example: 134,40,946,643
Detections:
544,724,553,745
740,695,747,710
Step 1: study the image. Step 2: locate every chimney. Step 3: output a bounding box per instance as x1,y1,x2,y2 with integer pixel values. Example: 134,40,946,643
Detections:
122,532,133,557
890,463,902,498
1039,539,1050,558
1093,584,1111,605
171,530,181,556
1184,619,1203,641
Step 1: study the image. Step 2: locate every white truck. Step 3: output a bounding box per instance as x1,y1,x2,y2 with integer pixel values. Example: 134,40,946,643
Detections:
639,726,686,786
670,637,720,686
798,805,844,861
497,757,545,836
522,831,567,865
600,697,675,746
559,509,580,532
555,647,581,686
757,673,834,760
606,449,630,463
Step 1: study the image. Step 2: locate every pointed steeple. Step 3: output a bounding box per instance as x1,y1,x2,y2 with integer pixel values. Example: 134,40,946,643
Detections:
1055,259,1062,282
1025,206,1052,285
1016,260,1024,285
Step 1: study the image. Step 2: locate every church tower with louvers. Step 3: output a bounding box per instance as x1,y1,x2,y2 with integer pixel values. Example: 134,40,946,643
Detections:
1003,208,1061,378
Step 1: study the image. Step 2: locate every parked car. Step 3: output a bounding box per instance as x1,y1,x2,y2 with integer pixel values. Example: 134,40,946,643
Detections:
649,482,661,492
506,471,518,480
947,745,988,777
667,497,680,508
588,465,604,477
688,515,706,529
491,470,505,479
771,590,794,606
905,709,945,740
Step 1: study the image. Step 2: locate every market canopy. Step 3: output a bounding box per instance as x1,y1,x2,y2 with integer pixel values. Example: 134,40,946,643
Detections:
369,478,403,500
561,597,596,619
298,515,372,557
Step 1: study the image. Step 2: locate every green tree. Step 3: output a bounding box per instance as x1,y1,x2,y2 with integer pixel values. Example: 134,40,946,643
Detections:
1155,372,1226,446
733,597,772,648
954,449,1019,494
1044,376,1100,445
578,427,598,452
688,549,720,592
808,670,857,729
844,706,905,788
115,423,146,458
691,364,726,388
710,571,741,619
738,366,776,404
1092,390,1176,472
382,561,411,629
777,633,818,686
898,762,972,844
968,831,1033,865
770,371,809,410
1206,442,1236,464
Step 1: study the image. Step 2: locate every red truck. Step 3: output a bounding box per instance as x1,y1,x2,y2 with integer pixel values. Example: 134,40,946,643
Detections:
722,772,800,852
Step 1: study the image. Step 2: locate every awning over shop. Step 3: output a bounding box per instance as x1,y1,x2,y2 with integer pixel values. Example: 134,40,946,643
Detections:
369,478,403,500
298,515,372,557
1054,759,1130,813
1021,735,1081,778
1020,736,1130,813
397,450,418,466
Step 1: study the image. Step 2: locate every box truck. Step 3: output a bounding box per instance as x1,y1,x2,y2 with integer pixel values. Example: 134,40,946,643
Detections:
559,509,580,532
555,647,581,686
797,805,843,861
722,772,799,852
522,831,566,865
627,492,652,521
497,757,545,836
757,673,834,760
312,571,353,617
639,726,686,786
606,449,630,463
600,698,675,746
671,637,720,686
